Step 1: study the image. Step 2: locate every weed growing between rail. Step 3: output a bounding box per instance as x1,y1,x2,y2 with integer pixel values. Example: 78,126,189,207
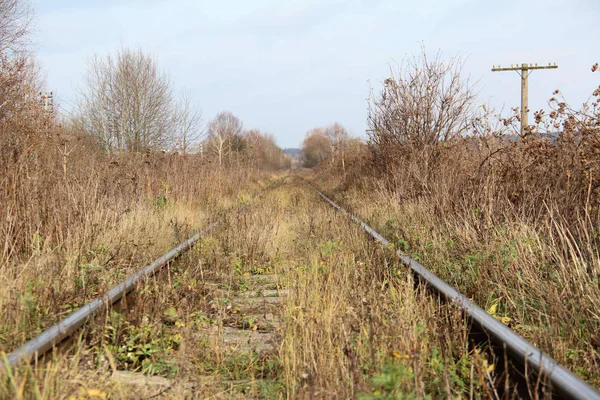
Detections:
275,181,510,399
2,177,513,399
0,164,271,397
0,166,265,344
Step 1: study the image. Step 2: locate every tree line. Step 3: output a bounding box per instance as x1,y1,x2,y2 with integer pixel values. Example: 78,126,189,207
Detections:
1,0,290,172
76,47,290,169
300,123,363,172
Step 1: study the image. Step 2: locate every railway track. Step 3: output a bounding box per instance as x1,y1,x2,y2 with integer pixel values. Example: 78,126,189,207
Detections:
3,176,600,399
4,222,222,369
307,182,600,400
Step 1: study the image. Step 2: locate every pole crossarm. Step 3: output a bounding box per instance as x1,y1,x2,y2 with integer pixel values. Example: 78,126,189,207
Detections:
491,62,558,136
492,64,558,72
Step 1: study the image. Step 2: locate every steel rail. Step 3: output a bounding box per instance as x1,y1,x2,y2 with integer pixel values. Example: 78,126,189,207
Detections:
3,221,221,369
2,174,286,371
310,184,600,400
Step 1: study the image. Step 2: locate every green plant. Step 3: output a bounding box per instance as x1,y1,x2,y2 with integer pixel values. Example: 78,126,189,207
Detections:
359,361,421,400
104,314,180,377
318,240,340,258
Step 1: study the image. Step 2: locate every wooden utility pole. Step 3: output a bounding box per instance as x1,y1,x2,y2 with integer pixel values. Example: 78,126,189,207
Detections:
492,63,558,135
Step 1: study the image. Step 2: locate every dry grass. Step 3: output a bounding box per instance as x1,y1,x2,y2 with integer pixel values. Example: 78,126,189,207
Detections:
0,121,270,358
2,176,516,399
305,71,600,390
313,142,600,388
0,171,272,399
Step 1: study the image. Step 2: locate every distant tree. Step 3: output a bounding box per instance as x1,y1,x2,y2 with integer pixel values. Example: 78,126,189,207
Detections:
325,122,350,173
302,128,331,168
245,129,290,170
245,129,263,167
207,111,243,166
175,90,203,154
79,47,176,153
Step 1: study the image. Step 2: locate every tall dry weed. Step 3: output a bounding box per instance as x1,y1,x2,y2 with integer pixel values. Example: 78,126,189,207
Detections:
314,63,600,385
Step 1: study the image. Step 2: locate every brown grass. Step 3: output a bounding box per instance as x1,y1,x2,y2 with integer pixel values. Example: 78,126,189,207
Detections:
2,176,513,399
0,118,270,349
311,76,600,388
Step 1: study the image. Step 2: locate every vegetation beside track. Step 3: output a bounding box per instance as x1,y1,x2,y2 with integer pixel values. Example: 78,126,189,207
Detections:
302,58,600,388
3,177,507,399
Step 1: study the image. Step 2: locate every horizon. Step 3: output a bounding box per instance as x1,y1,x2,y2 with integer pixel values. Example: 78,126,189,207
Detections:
32,0,600,149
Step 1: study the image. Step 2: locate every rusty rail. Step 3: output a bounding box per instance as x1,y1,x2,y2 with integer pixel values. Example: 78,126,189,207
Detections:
310,183,600,400
4,221,220,369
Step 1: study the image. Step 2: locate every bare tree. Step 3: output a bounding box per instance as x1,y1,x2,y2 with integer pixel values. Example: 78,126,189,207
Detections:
367,47,476,149
0,0,32,55
245,129,290,170
175,90,203,154
0,0,37,120
302,128,331,168
367,47,478,191
207,111,243,166
79,48,176,153
245,129,263,167
0,55,39,119
325,122,350,173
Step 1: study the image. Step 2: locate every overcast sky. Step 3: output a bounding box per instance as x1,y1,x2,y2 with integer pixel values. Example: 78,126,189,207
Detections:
32,0,599,148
